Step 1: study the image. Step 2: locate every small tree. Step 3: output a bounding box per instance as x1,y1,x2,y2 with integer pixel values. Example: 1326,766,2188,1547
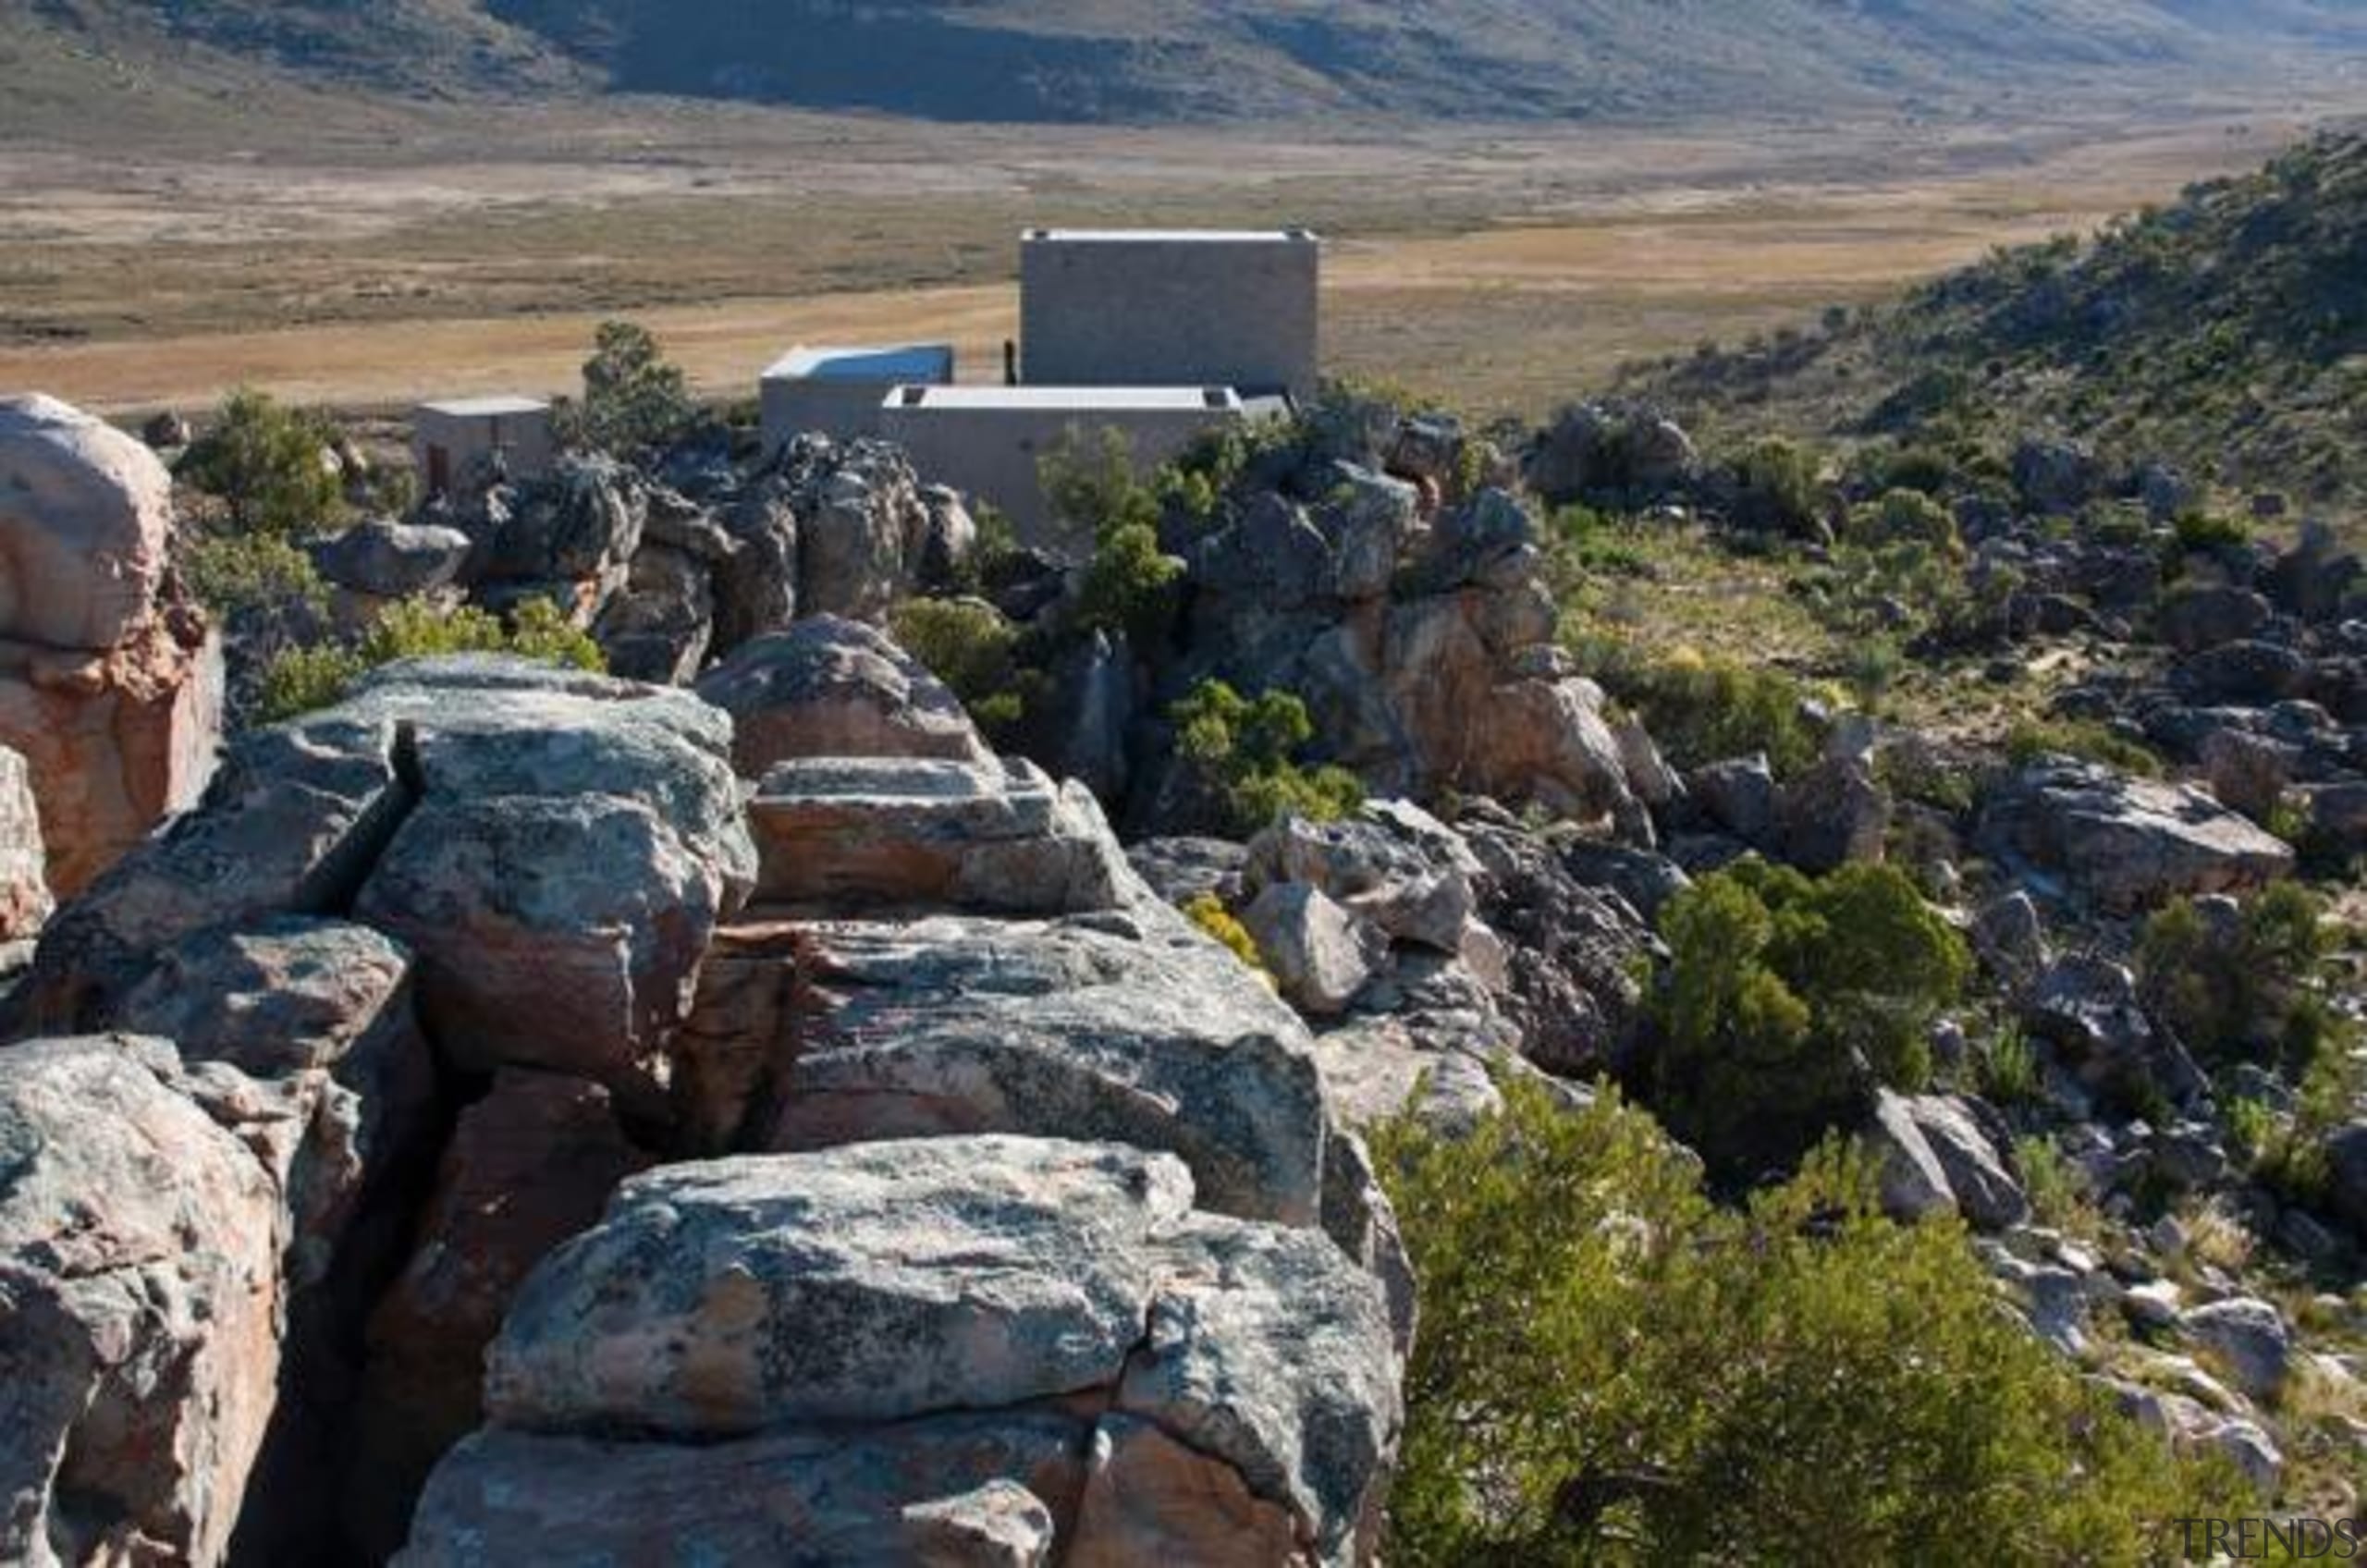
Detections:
178,388,346,537
1042,429,1185,644
1375,1078,2247,1563
1725,435,1822,534
559,320,695,457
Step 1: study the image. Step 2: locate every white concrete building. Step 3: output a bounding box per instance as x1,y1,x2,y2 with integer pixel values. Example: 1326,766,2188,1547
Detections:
878,385,1247,549
412,396,556,496
1020,229,1319,403
760,343,956,455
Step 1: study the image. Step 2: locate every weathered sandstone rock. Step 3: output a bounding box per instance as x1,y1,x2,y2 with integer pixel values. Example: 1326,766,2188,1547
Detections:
0,1037,285,1568
694,614,990,775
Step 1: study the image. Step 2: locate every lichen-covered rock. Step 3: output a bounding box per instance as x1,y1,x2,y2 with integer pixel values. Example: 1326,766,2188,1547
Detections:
17,710,412,1031
311,519,475,600
763,909,1336,1232
489,1138,1196,1434
399,1417,1088,1568
1241,882,1386,1017
1976,758,2294,912
746,755,1127,915
443,1134,1398,1567
592,541,714,685
693,615,988,776
0,1036,287,1568
0,742,50,941
109,918,434,1282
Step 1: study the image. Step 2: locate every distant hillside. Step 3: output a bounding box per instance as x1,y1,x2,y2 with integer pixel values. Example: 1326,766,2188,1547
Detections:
1625,131,2367,511
10,0,2367,126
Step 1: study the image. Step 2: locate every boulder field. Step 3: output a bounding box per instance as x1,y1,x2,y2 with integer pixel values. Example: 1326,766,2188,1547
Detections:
0,651,1404,1566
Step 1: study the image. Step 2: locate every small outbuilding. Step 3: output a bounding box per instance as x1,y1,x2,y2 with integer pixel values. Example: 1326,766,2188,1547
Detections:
878,385,1247,549
412,396,556,496
760,344,957,455
1019,229,1319,403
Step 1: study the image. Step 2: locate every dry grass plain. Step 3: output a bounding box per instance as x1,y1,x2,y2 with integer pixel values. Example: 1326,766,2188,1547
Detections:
0,89,2349,422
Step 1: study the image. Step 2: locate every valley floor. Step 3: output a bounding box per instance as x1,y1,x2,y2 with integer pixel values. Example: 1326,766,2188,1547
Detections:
0,91,2350,419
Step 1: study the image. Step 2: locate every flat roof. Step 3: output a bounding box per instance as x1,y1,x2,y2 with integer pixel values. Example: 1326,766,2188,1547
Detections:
417,396,549,419
1024,227,1317,245
885,386,1244,412
764,344,955,382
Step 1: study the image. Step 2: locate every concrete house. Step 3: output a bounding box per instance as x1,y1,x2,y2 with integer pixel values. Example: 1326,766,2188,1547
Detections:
760,343,956,454
878,385,1246,548
412,396,556,496
1020,228,1319,403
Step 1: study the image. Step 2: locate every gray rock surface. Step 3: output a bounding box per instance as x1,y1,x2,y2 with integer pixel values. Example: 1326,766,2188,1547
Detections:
1976,758,2294,912
0,394,171,650
694,614,989,775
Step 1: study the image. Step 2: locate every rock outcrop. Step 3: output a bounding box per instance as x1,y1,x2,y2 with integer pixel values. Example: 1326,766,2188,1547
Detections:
0,1038,287,1568
0,394,222,897
693,614,991,774
1976,757,2295,912
410,1136,1399,1567
0,743,51,944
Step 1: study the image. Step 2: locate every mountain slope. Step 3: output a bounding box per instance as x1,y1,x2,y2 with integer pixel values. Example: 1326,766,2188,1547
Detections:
1626,131,2367,509
13,0,2367,125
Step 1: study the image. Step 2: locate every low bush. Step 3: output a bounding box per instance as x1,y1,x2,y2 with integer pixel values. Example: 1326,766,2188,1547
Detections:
1576,642,1821,776
2004,717,2163,778
1645,859,1969,1178
258,597,603,723
1169,679,1363,837
1723,435,1823,534
1376,1077,2245,1564
888,596,1037,738
1182,892,1274,987
1043,430,1186,644
2138,884,2332,1071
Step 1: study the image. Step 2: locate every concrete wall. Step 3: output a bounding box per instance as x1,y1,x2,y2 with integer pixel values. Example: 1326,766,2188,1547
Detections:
761,378,907,454
1020,230,1318,402
879,389,1245,552
412,404,556,496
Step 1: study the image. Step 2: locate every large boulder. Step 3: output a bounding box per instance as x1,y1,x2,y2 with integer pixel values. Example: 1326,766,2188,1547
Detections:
311,519,474,601
1241,882,1388,1018
426,1135,1398,1567
0,1037,287,1568
15,658,755,1095
0,397,222,897
0,394,170,650
592,541,715,685
693,615,989,776
1976,758,2294,912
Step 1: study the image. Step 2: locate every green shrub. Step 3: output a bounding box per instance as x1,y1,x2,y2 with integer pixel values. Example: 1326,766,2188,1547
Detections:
2139,885,2331,1071
258,597,603,723
1577,642,1821,776
1646,859,1969,1178
2172,510,2249,552
555,320,695,457
1183,892,1274,987
1844,488,1963,557
1725,435,1823,533
1170,679,1363,837
178,387,347,538
1375,1077,2243,1564
889,596,1036,737
1974,1023,2042,1108
2004,717,2163,778
180,532,329,627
